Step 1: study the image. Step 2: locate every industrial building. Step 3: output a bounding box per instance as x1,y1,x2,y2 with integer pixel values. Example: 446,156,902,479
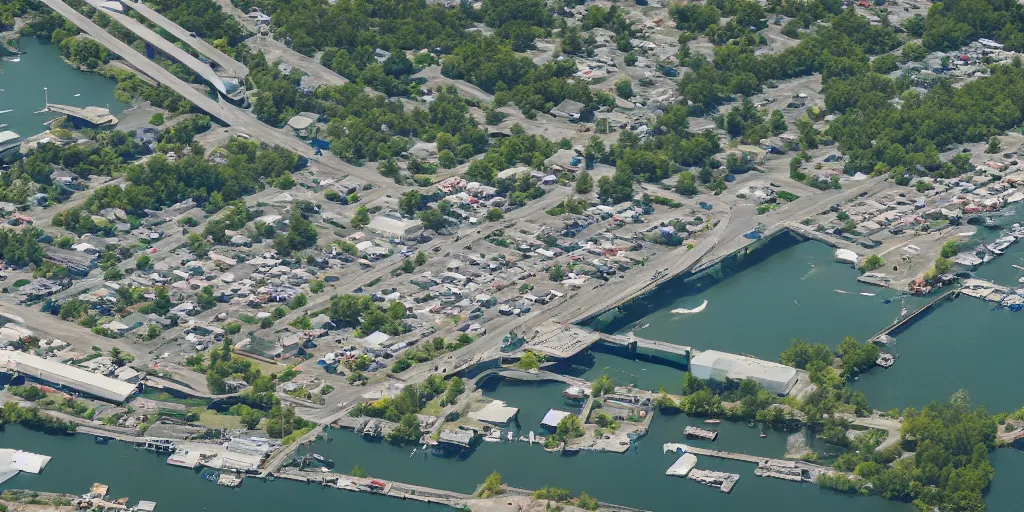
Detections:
0,350,138,403
688,350,799,396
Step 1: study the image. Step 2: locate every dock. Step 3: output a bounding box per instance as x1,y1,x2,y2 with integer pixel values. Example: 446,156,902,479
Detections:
869,287,958,342
664,443,831,480
601,333,692,359
688,469,739,493
683,426,718,441
666,453,698,477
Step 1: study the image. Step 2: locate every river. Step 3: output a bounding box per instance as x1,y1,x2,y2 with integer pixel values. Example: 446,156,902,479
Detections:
0,37,127,138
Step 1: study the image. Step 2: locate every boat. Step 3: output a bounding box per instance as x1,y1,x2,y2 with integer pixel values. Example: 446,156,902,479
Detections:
73,93,81,97
529,431,535,445
759,432,767,438
507,431,513,441
704,419,721,425
671,300,708,314
0,110,11,114
859,292,876,297
409,448,417,457
876,353,896,368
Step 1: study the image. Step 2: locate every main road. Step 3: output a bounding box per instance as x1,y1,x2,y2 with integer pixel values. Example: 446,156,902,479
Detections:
39,0,397,187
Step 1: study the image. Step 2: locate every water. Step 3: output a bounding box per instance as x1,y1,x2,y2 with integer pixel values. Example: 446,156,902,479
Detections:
313,379,909,512
854,298,1024,412
0,426,445,512
0,37,127,138
605,233,925,359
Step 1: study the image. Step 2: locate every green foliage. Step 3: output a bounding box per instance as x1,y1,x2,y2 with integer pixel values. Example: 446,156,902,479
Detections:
350,465,368,478
836,336,880,377
591,374,615,397
940,240,961,259
149,113,165,126
479,471,504,498
391,336,457,373
329,295,409,337
675,172,698,196
780,339,835,369
517,351,542,370
272,208,318,256
8,385,46,402
653,392,681,413
614,77,634,99
533,486,573,502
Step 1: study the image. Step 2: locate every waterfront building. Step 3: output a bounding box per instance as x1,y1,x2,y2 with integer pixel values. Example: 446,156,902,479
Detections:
0,350,138,403
689,350,799,395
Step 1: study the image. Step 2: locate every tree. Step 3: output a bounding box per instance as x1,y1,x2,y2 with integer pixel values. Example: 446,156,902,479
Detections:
624,51,638,66
485,208,504,222
479,471,504,498
548,264,565,282
675,172,698,196
352,206,370,228
940,240,960,258
614,78,634,99
136,254,151,270
780,339,834,369
860,254,884,271
419,208,446,232
575,172,594,194
351,465,369,478
414,250,428,266
555,414,584,440
517,351,541,370
442,377,465,406
986,137,1001,154
399,190,423,218
438,149,457,169
591,374,615,396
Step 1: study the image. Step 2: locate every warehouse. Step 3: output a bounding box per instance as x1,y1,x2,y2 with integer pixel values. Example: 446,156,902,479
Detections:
689,350,798,396
0,350,138,403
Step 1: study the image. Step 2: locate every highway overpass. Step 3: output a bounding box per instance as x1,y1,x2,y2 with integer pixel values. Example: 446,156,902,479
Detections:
86,0,231,96
117,0,249,79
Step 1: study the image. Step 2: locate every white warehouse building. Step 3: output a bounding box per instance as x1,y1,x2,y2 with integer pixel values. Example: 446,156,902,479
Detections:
689,350,799,396
0,350,138,403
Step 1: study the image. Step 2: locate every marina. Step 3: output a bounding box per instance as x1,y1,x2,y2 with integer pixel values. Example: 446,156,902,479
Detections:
684,426,719,441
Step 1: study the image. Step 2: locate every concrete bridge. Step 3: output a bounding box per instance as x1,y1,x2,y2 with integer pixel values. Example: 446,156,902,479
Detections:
45,104,118,128
85,0,232,97
601,333,691,360
116,0,248,79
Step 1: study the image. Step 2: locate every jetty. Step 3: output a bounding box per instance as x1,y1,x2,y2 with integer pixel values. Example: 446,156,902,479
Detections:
683,426,718,441
688,469,739,493
869,287,958,342
663,443,831,481
601,333,692,360
45,104,118,128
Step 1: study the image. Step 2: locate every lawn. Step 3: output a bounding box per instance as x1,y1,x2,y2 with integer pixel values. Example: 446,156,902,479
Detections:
199,410,242,429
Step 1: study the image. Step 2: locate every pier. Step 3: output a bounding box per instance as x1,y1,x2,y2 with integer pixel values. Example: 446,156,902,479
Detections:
45,104,118,128
601,333,692,360
869,287,959,342
683,426,718,441
664,443,831,480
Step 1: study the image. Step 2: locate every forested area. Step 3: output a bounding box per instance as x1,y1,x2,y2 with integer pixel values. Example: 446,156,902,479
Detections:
51,136,300,235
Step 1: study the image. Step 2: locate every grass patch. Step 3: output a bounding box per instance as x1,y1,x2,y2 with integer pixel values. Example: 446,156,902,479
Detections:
199,410,242,429
421,396,444,417
282,426,313,445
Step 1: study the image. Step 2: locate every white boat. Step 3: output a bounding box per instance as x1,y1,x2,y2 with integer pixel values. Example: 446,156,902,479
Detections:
1013,265,1024,272
73,93,81,97
704,419,721,425
672,300,708,314
409,448,416,457
0,109,11,115
833,289,852,294
507,431,513,441
859,292,876,296
529,431,535,445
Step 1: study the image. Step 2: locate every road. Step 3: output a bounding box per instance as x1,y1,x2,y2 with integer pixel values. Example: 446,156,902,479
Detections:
117,0,248,78
40,0,396,189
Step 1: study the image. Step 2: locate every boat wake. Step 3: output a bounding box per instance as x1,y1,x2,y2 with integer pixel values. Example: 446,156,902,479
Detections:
672,300,708,314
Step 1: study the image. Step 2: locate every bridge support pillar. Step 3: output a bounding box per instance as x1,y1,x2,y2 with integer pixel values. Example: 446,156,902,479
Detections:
628,340,637,359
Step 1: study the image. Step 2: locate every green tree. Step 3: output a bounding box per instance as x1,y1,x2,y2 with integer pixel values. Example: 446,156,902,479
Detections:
591,374,615,396
940,239,960,258
575,172,594,194
479,471,504,498
485,208,504,222
675,172,698,196
548,264,565,282
860,254,884,271
414,250,428,266
986,137,1001,154
135,254,151,270
351,465,369,478
352,206,370,228
517,351,541,370
614,78,634,99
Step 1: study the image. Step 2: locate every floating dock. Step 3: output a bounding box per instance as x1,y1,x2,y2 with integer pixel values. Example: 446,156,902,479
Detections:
688,469,739,493
0,449,51,485
684,426,718,441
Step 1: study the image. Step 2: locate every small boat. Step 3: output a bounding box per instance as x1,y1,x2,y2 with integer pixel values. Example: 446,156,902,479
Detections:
859,292,876,297
704,419,721,425
73,93,81,97
759,432,767,438
0,109,11,114
529,431,535,445
672,300,708,314
747,422,755,428
409,448,417,457
507,431,513,441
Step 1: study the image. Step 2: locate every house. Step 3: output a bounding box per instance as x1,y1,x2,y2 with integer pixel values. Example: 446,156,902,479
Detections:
366,215,423,241
551,99,586,121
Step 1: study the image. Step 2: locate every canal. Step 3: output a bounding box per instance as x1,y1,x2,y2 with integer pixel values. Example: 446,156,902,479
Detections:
0,37,127,138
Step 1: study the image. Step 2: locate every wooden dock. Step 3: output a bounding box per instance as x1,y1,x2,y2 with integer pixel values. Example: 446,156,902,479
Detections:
869,287,958,342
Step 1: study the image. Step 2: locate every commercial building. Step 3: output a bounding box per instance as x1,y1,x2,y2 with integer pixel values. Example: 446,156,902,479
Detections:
689,350,799,396
0,350,138,403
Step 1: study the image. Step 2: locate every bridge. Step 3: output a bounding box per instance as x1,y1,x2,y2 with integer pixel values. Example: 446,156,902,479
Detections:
45,104,118,128
116,0,248,79
38,0,398,188
85,0,232,97
869,287,958,342
601,333,691,359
